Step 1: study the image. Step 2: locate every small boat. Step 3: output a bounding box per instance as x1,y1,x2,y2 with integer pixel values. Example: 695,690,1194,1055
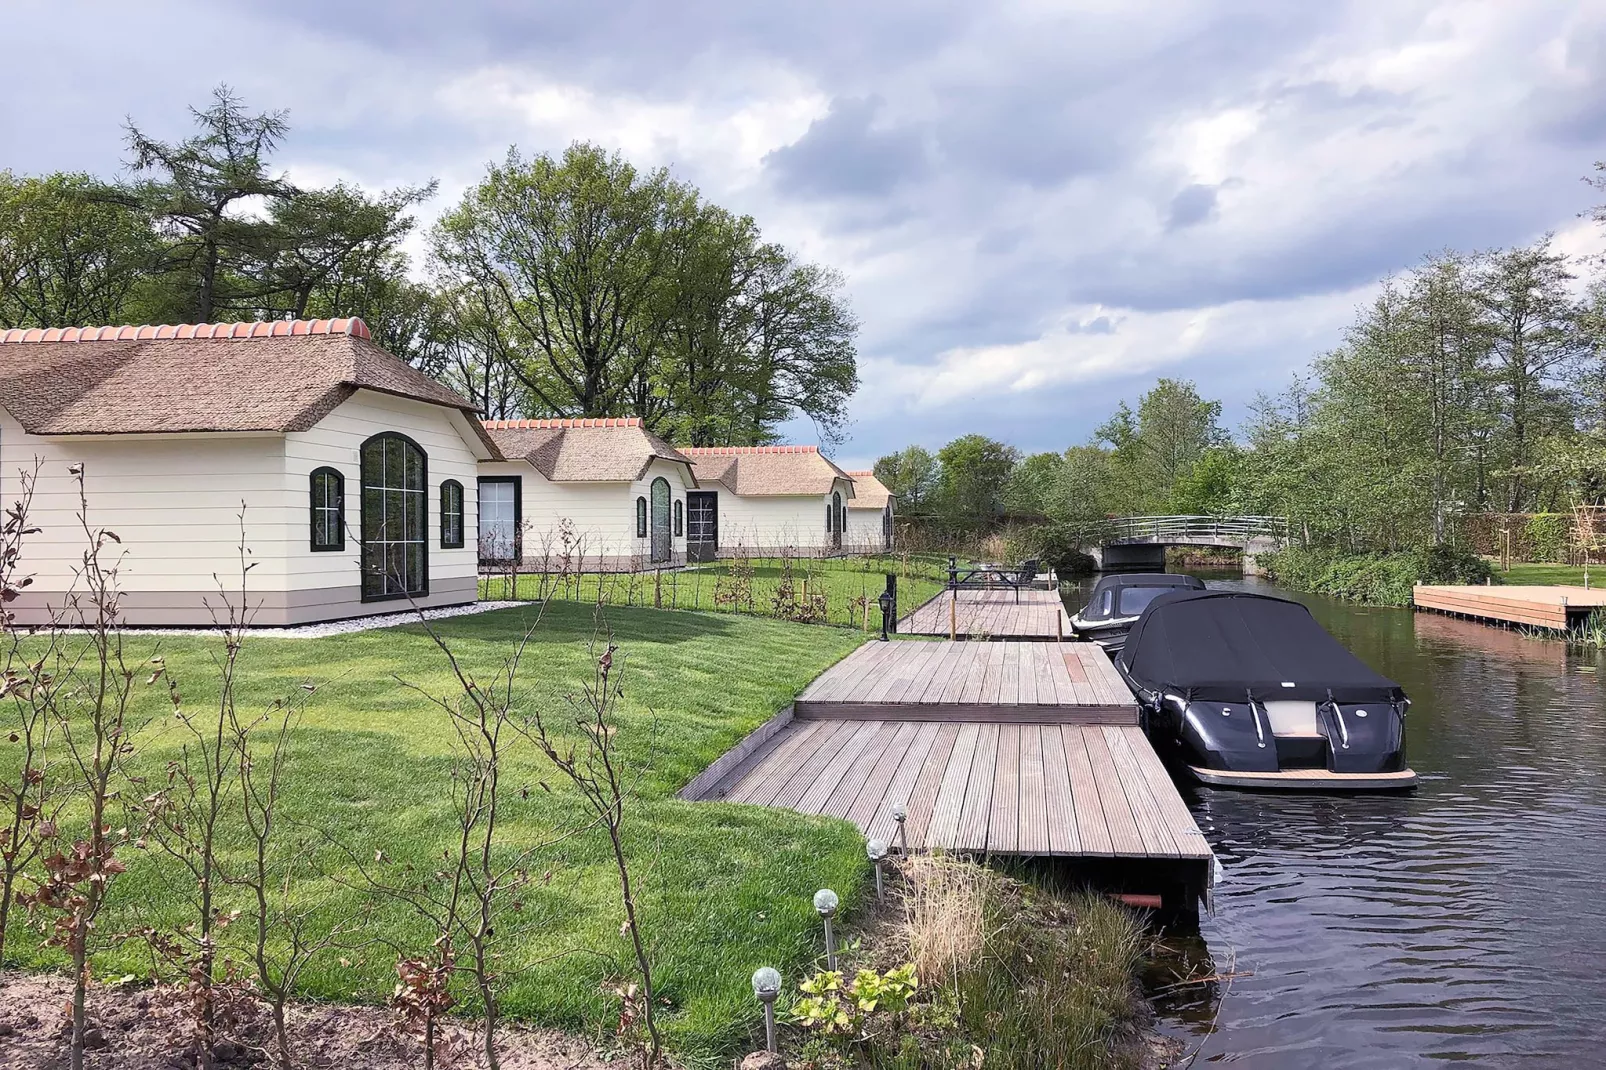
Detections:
1114,589,1417,791
1070,573,1206,653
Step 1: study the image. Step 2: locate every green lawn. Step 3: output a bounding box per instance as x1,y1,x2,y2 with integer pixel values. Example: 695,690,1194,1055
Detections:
2,602,870,1062
1497,562,1606,587
480,553,953,630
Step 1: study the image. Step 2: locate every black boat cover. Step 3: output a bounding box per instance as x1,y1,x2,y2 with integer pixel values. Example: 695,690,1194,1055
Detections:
1117,590,1404,704
1078,573,1205,621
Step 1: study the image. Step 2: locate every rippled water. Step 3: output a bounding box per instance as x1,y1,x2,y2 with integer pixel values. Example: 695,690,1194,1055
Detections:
1065,574,1606,1067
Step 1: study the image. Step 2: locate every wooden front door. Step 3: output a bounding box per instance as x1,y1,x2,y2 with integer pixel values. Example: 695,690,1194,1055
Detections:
687,491,718,562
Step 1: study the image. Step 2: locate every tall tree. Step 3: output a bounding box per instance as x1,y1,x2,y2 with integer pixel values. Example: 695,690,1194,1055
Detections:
1133,378,1226,500
1002,452,1063,517
873,446,940,515
0,172,157,328
124,86,295,322
1475,238,1583,511
430,142,689,417
936,435,1020,525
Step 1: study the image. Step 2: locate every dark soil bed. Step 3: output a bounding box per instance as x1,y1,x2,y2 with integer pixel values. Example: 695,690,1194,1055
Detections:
0,970,618,1070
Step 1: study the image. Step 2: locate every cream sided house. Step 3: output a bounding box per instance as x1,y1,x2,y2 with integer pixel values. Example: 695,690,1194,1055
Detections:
475,418,697,570
0,318,498,627
843,471,895,553
678,446,856,560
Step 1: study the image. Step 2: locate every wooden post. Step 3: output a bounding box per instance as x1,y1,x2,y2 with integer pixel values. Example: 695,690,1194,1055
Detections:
1056,611,1063,642
949,590,957,640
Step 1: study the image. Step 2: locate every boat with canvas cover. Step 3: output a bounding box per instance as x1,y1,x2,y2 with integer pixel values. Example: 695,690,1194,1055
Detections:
1070,573,1206,653
1115,589,1417,790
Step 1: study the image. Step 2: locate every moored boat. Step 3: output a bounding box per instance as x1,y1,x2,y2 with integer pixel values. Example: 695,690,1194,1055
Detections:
1114,589,1417,790
1070,573,1206,653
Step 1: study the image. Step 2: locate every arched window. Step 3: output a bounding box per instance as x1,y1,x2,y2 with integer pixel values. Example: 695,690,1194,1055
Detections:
833,491,844,533
673,499,683,537
440,480,464,549
360,432,428,601
635,496,648,538
649,477,671,563
309,467,344,551
825,504,833,532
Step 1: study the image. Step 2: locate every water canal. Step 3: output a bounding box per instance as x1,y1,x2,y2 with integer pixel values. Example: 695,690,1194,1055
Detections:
1063,573,1606,1067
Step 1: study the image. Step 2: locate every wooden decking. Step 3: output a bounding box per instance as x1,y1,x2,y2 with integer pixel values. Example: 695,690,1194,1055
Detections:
1414,584,1606,630
899,587,1072,640
684,639,1214,883
795,641,1135,723
690,716,1212,861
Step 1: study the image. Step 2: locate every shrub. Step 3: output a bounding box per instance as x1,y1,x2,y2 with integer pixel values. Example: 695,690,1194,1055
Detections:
1008,522,1096,580
1259,545,1493,606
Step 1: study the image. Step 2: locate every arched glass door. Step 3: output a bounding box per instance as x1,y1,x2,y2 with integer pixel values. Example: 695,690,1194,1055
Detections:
650,478,672,563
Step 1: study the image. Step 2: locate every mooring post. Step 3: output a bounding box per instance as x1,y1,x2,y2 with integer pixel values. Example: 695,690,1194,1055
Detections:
949,590,957,640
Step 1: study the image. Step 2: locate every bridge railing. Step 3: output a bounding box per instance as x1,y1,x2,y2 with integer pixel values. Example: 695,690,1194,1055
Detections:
1095,515,1289,544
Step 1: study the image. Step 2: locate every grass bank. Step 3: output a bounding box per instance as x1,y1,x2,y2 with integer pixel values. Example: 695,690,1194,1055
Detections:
777,855,1165,1070
1258,545,1493,606
480,553,951,629
1496,562,1606,587
1,601,869,1061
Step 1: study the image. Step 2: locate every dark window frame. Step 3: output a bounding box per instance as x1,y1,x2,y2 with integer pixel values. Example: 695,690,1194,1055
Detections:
673,498,683,537
636,496,648,538
359,432,429,603
309,466,345,552
476,475,523,565
440,479,465,549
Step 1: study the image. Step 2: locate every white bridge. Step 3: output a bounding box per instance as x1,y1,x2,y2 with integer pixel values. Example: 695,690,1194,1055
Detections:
1085,515,1289,573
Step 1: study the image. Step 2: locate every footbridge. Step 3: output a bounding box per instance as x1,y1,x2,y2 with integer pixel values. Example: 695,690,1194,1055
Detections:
1087,515,1288,574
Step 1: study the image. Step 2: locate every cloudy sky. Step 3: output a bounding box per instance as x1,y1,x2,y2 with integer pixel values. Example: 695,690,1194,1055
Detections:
5,0,1606,468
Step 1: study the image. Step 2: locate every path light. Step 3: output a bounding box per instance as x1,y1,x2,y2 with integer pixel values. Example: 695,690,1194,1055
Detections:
867,838,889,900
752,967,782,1053
813,888,840,970
891,803,909,852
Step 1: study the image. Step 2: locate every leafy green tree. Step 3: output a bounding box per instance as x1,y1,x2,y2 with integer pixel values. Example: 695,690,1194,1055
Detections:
1170,445,1241,514
124,86,296,322
1002,452,1063,517
1134,378,1226,503
873,446,940,515
1475,237,1583,511
936,435,1020,525
1048,444,1116,527
0,171,157,328
430,142,692,417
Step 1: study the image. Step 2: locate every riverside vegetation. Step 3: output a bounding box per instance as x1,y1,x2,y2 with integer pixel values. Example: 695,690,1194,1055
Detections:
872,159,1606,602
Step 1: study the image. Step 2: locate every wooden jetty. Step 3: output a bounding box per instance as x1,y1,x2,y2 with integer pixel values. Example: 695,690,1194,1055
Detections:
683,640,1214,902
1413,584,1606,630
899,587,1073,640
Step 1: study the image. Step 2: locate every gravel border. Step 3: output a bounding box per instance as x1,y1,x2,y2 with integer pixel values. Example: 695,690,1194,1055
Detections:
52,600,530,640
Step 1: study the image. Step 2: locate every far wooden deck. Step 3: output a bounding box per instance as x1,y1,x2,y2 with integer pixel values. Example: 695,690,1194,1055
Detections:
795,640,1134,723
899,587,1072,640
1414,584,1606,630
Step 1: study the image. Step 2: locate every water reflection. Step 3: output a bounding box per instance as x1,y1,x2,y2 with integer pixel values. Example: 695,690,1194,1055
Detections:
1065,572,1606,1067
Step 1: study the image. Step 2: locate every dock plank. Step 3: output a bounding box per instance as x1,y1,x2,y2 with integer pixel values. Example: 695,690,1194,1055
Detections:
1082,727,1145,856
989,724,1022,854
926,724,980,848
955,724,1000,852
1017,725,1049,854
1061,726,1115,855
